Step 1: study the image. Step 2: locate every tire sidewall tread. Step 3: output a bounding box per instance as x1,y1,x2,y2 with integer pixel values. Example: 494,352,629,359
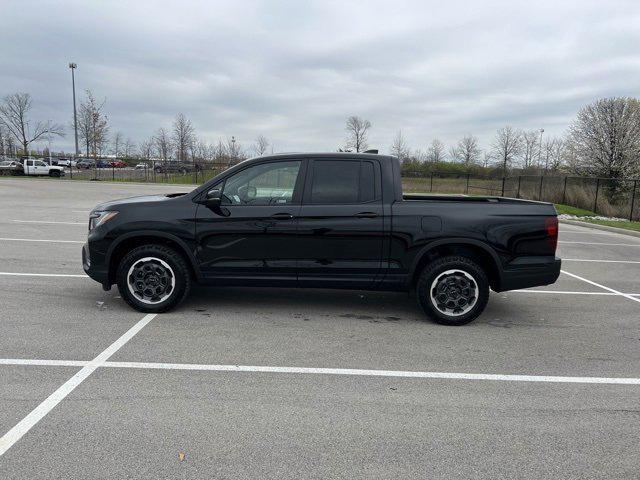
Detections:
116,244,191,313
416,255,489,326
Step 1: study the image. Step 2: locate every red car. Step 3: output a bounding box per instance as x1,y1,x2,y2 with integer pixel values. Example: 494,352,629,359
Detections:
109,160,127,168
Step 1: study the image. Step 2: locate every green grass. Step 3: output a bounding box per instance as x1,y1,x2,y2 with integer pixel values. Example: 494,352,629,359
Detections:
554,204,597,216
555,203,640,232
572,218,640,232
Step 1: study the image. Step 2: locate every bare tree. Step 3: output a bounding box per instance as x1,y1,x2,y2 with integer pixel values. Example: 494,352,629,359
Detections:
172,113,195,162
481,151,493,168
547,137,566,171
123,138,136,158
77,90,108,158
412,148,428,163
154,128,172,163
111,132,123,159
426,139,446,163
567,97,640,178
450,135,481,165
226,136,243,164
138,138,154,161
252,135,270,156
0,93,64,155
213,139,227,163
390,130,410,162
521,130,540,169
491,126,522,174
0,124,8,155
345,116,371,152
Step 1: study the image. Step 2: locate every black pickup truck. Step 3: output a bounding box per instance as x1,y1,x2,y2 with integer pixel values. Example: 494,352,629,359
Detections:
83,152,560,325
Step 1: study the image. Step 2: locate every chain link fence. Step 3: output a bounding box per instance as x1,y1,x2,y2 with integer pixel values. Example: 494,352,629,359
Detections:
1,155,637,222
402,171,639,221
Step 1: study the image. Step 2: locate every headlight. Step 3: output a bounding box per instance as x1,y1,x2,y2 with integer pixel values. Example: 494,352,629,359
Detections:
89,211,118,231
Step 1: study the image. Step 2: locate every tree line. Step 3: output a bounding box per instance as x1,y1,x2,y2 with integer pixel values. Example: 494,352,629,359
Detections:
1,91,639,181
346,97,640,181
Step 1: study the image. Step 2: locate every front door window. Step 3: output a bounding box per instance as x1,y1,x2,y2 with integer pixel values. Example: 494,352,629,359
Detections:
222,161,301,206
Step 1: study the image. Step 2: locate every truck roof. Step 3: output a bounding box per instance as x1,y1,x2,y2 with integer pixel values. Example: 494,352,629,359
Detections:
247,152,396,162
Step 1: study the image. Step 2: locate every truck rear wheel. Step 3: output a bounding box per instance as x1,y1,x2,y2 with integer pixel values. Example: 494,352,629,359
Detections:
116,244,191,313
416,255,489,326
49,170,61,177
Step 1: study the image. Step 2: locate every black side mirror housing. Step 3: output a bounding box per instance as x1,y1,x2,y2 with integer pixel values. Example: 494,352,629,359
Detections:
205,188,222,207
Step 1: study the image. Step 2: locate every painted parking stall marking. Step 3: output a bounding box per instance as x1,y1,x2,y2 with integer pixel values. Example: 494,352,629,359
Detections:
561,269,640,305
0,272,87,278
0,314,156,457
10,220,86,226
0,238,84,244
0,358,639,386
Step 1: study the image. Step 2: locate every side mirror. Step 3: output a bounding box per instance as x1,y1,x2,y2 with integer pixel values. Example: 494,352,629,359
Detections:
205,188,222,207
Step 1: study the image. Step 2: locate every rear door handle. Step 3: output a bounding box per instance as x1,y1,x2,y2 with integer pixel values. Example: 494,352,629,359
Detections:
271,213,294,220
354,212,378,218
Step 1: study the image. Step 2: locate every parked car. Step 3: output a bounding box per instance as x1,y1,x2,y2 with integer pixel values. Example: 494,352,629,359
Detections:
76,159,96,169
109,160,127,168
135,162,150,170
0,160,24,175
96,160,111,168
21,159,65,177
83,152,561,325
154,162,202,174
56,158,77,167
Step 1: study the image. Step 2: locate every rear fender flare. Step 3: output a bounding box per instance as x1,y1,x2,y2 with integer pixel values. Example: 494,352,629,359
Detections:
408,238,503,287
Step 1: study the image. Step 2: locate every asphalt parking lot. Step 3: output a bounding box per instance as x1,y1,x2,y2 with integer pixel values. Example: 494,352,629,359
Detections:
0,177,638,479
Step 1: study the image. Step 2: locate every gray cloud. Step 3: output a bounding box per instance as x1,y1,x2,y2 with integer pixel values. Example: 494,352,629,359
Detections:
2,0,639,155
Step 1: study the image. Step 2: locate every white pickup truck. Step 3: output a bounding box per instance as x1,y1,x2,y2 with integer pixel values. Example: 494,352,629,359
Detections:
22,159,65,177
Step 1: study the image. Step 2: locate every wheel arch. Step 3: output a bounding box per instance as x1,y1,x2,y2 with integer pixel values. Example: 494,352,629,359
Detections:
409,238,503,291
106,231,202,285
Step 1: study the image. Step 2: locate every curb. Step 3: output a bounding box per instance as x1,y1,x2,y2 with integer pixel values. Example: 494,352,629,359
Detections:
560,219,640,239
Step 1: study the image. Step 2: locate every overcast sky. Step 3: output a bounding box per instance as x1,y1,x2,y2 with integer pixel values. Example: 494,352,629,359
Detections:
2,0,639,155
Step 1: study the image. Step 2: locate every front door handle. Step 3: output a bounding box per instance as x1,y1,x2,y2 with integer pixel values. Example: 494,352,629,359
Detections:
271,212,294,220
354,212,378,218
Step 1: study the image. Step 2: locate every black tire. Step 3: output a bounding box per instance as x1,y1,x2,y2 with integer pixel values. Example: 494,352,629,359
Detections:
416,255,489,326
49,170,61,178
116,244,191,313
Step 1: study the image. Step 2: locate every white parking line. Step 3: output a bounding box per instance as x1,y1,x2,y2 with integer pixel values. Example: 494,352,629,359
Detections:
562,258,640,264
10,220,86,226
559,241,640,247
0,272,86,278
561,270,640,305
0,359,87,367
0,238,84,244
0,357,638,386
511,290,624,296
0,314,156,457
561,230,636,236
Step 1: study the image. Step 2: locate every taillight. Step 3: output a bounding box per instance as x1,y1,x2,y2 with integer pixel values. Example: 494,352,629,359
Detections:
545,216,558,252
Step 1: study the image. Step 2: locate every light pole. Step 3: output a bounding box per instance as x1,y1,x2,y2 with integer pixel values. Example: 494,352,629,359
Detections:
69,63,79,157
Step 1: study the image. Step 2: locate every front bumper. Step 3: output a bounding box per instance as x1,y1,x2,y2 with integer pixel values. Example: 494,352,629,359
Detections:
83,242,109,286
498,256,561,291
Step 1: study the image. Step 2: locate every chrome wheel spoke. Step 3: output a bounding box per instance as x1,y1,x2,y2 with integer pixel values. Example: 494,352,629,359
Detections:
429,269,479,317
127,257,176,305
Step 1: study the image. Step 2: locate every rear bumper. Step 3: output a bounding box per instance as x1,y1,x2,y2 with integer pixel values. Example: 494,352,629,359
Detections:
497,256,561,291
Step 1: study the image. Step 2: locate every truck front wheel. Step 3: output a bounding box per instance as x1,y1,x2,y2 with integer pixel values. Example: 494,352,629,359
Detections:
116,244,191,313
416,255,489,326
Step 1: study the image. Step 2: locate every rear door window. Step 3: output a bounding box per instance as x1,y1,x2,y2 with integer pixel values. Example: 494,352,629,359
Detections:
307,160,379,204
